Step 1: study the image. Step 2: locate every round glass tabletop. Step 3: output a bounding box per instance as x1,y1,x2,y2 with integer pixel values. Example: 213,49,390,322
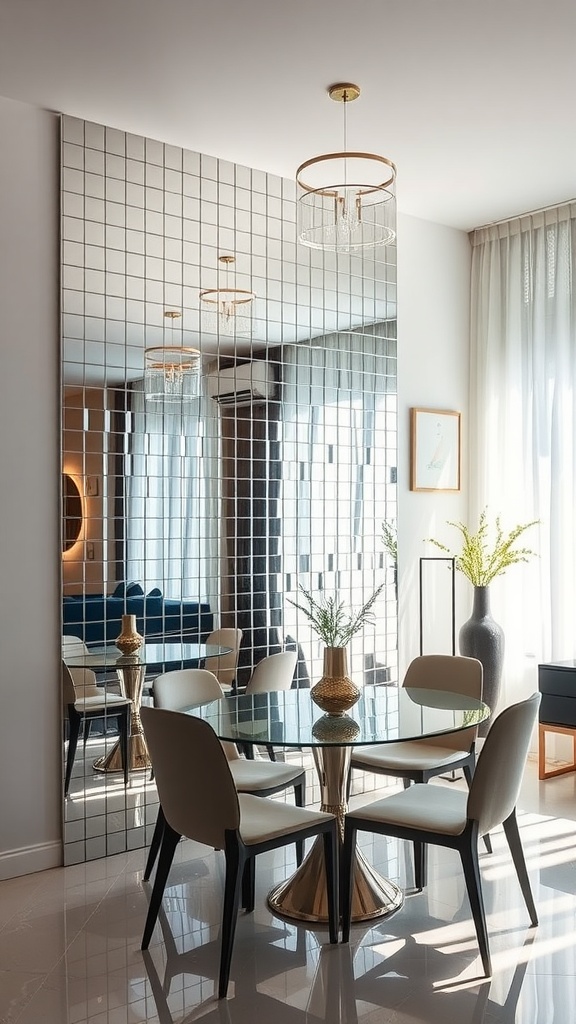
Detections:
64,641,232,670
187,685,489,748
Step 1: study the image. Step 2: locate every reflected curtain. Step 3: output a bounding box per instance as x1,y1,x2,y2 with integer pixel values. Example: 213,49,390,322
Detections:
280,325,397,682
470,202,576,701
125,380,221,609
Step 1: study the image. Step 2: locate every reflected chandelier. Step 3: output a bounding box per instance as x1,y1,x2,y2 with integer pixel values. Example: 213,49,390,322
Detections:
296,83,396,252
199,255,255,337
144,311,201,403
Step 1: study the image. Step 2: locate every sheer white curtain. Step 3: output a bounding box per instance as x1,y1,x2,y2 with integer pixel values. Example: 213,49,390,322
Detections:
470,202,576,701
125,380,221,610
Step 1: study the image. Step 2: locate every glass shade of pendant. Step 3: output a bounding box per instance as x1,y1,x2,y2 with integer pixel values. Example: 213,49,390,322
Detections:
144,346,201,403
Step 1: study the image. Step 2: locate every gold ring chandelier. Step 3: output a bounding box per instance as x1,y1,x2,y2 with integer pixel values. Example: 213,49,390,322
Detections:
144,312,201,403
296,83,396,253
200,255,255,337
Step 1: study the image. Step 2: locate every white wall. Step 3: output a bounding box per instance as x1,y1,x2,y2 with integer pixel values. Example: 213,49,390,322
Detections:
0,97,61,878
396,213,471,677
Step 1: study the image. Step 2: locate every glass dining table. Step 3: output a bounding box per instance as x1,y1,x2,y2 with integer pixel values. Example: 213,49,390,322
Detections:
189,685,489,925
64,641,232,773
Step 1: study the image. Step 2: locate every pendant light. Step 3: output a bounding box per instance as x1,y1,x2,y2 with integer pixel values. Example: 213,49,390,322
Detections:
296,83,396,252
200,255,255,337
144,311,201,403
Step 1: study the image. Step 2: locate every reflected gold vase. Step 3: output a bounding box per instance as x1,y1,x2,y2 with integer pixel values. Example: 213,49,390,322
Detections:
115,613,143,656
310,647,361,715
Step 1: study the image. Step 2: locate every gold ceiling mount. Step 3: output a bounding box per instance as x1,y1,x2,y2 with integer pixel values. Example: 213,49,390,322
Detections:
328,82,361,104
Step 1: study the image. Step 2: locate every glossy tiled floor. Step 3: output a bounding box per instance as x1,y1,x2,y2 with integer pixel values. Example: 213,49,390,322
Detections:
2,759,576,1023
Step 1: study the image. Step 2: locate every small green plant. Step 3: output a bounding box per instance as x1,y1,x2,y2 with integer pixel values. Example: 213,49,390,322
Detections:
382,520,397,564
428,509,538,586
288,582,385,648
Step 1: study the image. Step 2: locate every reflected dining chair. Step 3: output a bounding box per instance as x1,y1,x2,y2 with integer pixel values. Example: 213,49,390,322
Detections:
203,627,243,692
62,661,132,795
62,634,89,658
144,667,307,880
241,650,298,761
140,706,338,998
341,693,541,977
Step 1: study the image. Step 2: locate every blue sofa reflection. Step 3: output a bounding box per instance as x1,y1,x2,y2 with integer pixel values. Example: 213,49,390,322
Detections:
63,582,213,646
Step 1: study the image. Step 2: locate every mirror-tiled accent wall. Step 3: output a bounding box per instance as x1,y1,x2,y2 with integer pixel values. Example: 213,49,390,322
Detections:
61,115,398,864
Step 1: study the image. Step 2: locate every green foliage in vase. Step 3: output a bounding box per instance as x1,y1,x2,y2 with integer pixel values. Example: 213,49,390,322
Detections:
381,520,398,564
288,582,386,648
428,509,538,587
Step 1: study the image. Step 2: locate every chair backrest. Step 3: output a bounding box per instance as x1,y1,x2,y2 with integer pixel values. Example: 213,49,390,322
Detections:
153,668,223,710
245,650,298,694
62,635,89,658
467,692,541,836
203,628,243,688
62,661,100,704
152,668,239,762
140,706,241,848
402,654,484,752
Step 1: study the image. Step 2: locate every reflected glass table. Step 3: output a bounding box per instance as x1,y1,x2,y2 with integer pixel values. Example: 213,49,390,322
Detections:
65,641,232,773
189,686,488,924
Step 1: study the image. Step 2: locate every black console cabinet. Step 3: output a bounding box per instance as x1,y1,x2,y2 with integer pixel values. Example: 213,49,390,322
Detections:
538,661,576,726
538,661,576,779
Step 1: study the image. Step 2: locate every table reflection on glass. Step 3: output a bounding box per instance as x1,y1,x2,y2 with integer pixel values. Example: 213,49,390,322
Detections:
64,641,232,773
189,686,488,924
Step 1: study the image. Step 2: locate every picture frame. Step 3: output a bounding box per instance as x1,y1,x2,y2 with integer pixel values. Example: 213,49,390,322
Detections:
410,408,461,492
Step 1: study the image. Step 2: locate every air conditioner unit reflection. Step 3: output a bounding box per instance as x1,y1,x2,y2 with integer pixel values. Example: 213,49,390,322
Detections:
206,361,276,406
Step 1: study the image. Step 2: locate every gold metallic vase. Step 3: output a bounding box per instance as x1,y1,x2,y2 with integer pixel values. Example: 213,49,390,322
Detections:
310,646,360,715
115,613,143,656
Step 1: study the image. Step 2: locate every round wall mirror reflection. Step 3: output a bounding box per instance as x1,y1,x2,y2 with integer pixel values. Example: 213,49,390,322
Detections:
62,473,83,551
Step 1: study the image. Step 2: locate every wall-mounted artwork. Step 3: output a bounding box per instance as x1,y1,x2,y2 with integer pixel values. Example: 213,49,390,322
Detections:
410,408,461,492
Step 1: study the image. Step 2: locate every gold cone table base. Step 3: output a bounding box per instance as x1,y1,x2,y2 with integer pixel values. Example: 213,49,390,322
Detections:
267,741,404,923
93,663,151,774
268,837,403,923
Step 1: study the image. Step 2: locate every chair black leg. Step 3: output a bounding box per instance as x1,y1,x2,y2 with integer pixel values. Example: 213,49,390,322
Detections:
413,840,426,890
294,780,306,865
265,744,277,761
118,710,130,787
341,822,357,943
143,807,165,882
460,833,491,976
241,857,256,912
323,826,338,944
503,810,538,926
141,824,180,950
65,709,81,796
220,839,245,998
463,763,492,853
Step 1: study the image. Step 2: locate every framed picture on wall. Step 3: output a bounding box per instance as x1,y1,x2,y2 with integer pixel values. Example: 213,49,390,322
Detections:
410,407,461,492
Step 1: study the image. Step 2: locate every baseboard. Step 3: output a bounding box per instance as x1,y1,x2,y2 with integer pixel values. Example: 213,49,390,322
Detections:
0,840,62,881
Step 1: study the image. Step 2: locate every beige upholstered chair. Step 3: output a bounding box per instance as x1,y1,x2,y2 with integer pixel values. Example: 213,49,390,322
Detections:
350,654,483,787
203,628,243,692
242,650,298,761
62,661,132,795
144,667,307,880
244,650,298,694
342,693,541,977
62,634,89,658
140,707,338,998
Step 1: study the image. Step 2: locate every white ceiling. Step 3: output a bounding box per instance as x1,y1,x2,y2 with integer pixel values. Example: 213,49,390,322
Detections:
1,0,575,232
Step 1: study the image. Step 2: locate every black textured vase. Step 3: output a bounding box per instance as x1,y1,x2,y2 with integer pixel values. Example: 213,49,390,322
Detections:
458,586,504,736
